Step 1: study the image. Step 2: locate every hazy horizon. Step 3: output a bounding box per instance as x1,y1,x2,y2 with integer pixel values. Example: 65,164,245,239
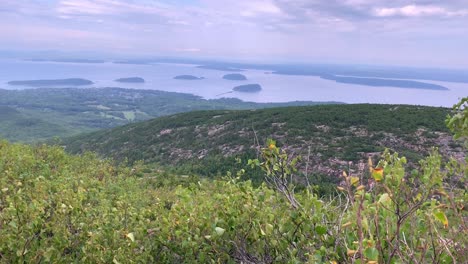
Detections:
2,0,468,69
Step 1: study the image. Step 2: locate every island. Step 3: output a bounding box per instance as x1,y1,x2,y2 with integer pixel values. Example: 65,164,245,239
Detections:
233,84,262,93
115,77,145,83
8,78,94,87
174,75,205,80
319,75,449,90
223,73,247,81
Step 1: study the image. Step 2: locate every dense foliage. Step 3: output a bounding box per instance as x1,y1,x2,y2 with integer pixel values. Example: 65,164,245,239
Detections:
0,141,335,263
63,104,456,183
0,99,466,263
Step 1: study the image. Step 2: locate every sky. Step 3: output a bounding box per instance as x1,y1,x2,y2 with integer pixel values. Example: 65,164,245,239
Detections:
1,0,468,68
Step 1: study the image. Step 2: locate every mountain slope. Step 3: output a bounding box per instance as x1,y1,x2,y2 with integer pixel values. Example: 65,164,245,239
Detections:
63,104,463,179
0,106,72,142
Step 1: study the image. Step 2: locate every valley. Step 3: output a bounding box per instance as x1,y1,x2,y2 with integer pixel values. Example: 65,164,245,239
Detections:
0,87,339,142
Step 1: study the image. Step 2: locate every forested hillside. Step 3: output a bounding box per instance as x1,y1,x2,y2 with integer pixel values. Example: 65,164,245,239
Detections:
63,104,464,187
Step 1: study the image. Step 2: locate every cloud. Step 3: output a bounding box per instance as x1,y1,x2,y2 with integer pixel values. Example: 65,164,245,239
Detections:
57,0,108,15
57,0,166,15
240,1,283,17
1,0,468,67
272,0,468,24
374,5,468,18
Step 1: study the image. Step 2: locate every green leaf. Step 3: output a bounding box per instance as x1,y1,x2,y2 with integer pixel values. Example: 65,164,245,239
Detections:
265,223,273,234
433,211,449,228
43,247,55,262
315,225,327,235
364,247,379,261
378,193,391,205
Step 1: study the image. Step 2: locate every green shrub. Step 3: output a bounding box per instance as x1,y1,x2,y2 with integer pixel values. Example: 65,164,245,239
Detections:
0,98,466,263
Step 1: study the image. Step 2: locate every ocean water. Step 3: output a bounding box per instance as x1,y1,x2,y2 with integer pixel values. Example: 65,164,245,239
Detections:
0,59,466,107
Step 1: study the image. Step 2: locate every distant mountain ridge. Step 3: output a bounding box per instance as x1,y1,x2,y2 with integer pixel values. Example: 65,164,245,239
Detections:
8,78,94,87
320,75,449,90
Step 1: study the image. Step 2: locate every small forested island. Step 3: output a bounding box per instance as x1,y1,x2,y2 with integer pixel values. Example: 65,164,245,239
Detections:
174,75,205,80
233,83,262,92
8,78,94,87
115,77,145,83
223,73,247,80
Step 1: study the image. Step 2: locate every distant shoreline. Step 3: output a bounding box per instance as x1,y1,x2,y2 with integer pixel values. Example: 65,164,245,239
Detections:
8,78,94,87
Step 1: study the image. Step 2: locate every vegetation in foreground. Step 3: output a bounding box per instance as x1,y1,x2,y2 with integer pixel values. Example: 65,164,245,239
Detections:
0,99,466,263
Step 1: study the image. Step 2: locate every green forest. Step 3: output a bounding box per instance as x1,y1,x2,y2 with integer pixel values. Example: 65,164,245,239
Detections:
0,87,338,142
62,103,461,194
0,98,466,263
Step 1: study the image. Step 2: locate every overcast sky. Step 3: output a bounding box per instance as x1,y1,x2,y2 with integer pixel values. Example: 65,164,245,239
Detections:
1,0,468,68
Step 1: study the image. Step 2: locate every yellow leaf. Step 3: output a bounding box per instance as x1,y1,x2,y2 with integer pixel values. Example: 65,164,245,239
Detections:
356,185,365,191
126,232,135,242
215,227,225,236
350,177,359,186
347,249,357,256
342,221,352,228
368,157,373,172
372,168,384,182
337,186,346,191
435,189,449,198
